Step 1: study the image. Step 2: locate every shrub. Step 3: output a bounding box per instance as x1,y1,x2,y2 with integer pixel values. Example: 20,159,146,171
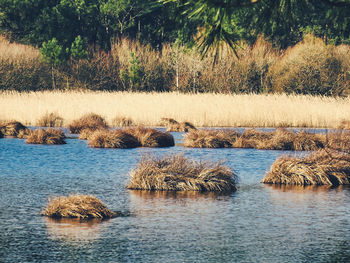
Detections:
26,128,66,144
127,154,237,192
67,113,108,134
41,194,115,219
267,35,350,96
87,129,140,148
262,149,350,185
36,112,64,127
0,121,27,137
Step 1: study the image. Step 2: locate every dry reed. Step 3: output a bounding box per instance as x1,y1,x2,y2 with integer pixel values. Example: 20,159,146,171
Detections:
262,149,350,185
87,129,140,148
41,194,115,219
127,154,237,192
26,128,66,144
112,116,133,127
162,118,197,132
67,113,108,134
0,120,27,137
2,91,350,128
36,112,64,127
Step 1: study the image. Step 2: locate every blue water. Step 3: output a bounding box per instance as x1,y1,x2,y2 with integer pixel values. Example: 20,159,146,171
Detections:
1,132,350,263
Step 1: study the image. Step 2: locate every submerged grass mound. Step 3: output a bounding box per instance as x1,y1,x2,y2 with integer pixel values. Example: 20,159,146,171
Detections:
124,127,175,147
26,128,66,144
184,128,326,151
127,154,237,192
88,130,140,148
67,113,108,134
36,112,64,127
262,149,350,186
0,121,27,137
42,194,115,219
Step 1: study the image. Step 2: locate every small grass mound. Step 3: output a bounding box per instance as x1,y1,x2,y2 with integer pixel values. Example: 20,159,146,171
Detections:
112,116,133,127
26,128,66,144
41,194,116,219
0,121,27,137
125,127,175,147
127,154,237,192
161,117,197,132
184,129,240,148
262,149,350,186
67,113,108,134
88,129,140,148
36,112,64,127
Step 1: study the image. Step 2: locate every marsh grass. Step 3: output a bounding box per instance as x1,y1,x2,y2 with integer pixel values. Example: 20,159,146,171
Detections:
0,120,27,137
112,116,133,127
67,113,108,134
2,91,350,128
184,128,327,150
88,129,140,148
262,149,350,185
41,194,115,219
162,118,197,132
36,112,64,127
124,127,175,147
127,154,237,192
26,128,66,144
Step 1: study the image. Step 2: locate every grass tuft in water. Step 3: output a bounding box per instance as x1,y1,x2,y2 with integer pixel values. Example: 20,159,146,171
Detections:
127,154,237,192
26,128,66,144
262,149,350,185
36,112,64,127
0,120,27,137
67,113,108,134
42,194,115,219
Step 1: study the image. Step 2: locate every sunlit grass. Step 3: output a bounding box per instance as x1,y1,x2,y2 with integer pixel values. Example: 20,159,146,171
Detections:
1,90,350,128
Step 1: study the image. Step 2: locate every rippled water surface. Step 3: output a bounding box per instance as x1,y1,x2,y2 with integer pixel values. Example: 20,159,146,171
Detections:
1,131,350,262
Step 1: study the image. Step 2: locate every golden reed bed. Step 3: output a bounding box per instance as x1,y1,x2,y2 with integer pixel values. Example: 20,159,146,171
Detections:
1,91,350,128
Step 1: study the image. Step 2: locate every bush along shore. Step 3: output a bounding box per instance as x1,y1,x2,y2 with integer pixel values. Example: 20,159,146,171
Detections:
127,154,237,192
0,35,349,96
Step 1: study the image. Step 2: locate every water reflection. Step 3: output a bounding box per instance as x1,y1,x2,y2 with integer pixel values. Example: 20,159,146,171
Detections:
44,217,110,243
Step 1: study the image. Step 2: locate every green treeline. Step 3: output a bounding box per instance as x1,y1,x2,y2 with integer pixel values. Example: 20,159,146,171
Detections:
0,0,349,95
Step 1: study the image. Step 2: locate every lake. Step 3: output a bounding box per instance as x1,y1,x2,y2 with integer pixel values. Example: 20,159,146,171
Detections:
1,130,350,262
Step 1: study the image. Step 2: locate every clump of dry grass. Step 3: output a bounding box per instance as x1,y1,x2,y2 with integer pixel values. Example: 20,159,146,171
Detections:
78,128,107,140
36,112,64,127
262,149,350,185
26,128,66,144
184,129,240,148
88,129,140,148
161,118,197,132
124,127,175,147
326,131,350,153
0,130,3,138
112,116,133,127
127,154,237,192
0,120,27,137
67,113,108,134
184,128,327,151
41,194,115,219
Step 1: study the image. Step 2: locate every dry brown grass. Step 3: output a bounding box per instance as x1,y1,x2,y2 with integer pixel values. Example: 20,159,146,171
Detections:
0,120,27,137
36,112,64,127
112,116,133,127
67,113,108,134
41,194,115,219
87,129,140,148
2,91,350,128
127,154,237,192
262,149,350,185
124,127,175,147
26,128,66,144
184,128,327,151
